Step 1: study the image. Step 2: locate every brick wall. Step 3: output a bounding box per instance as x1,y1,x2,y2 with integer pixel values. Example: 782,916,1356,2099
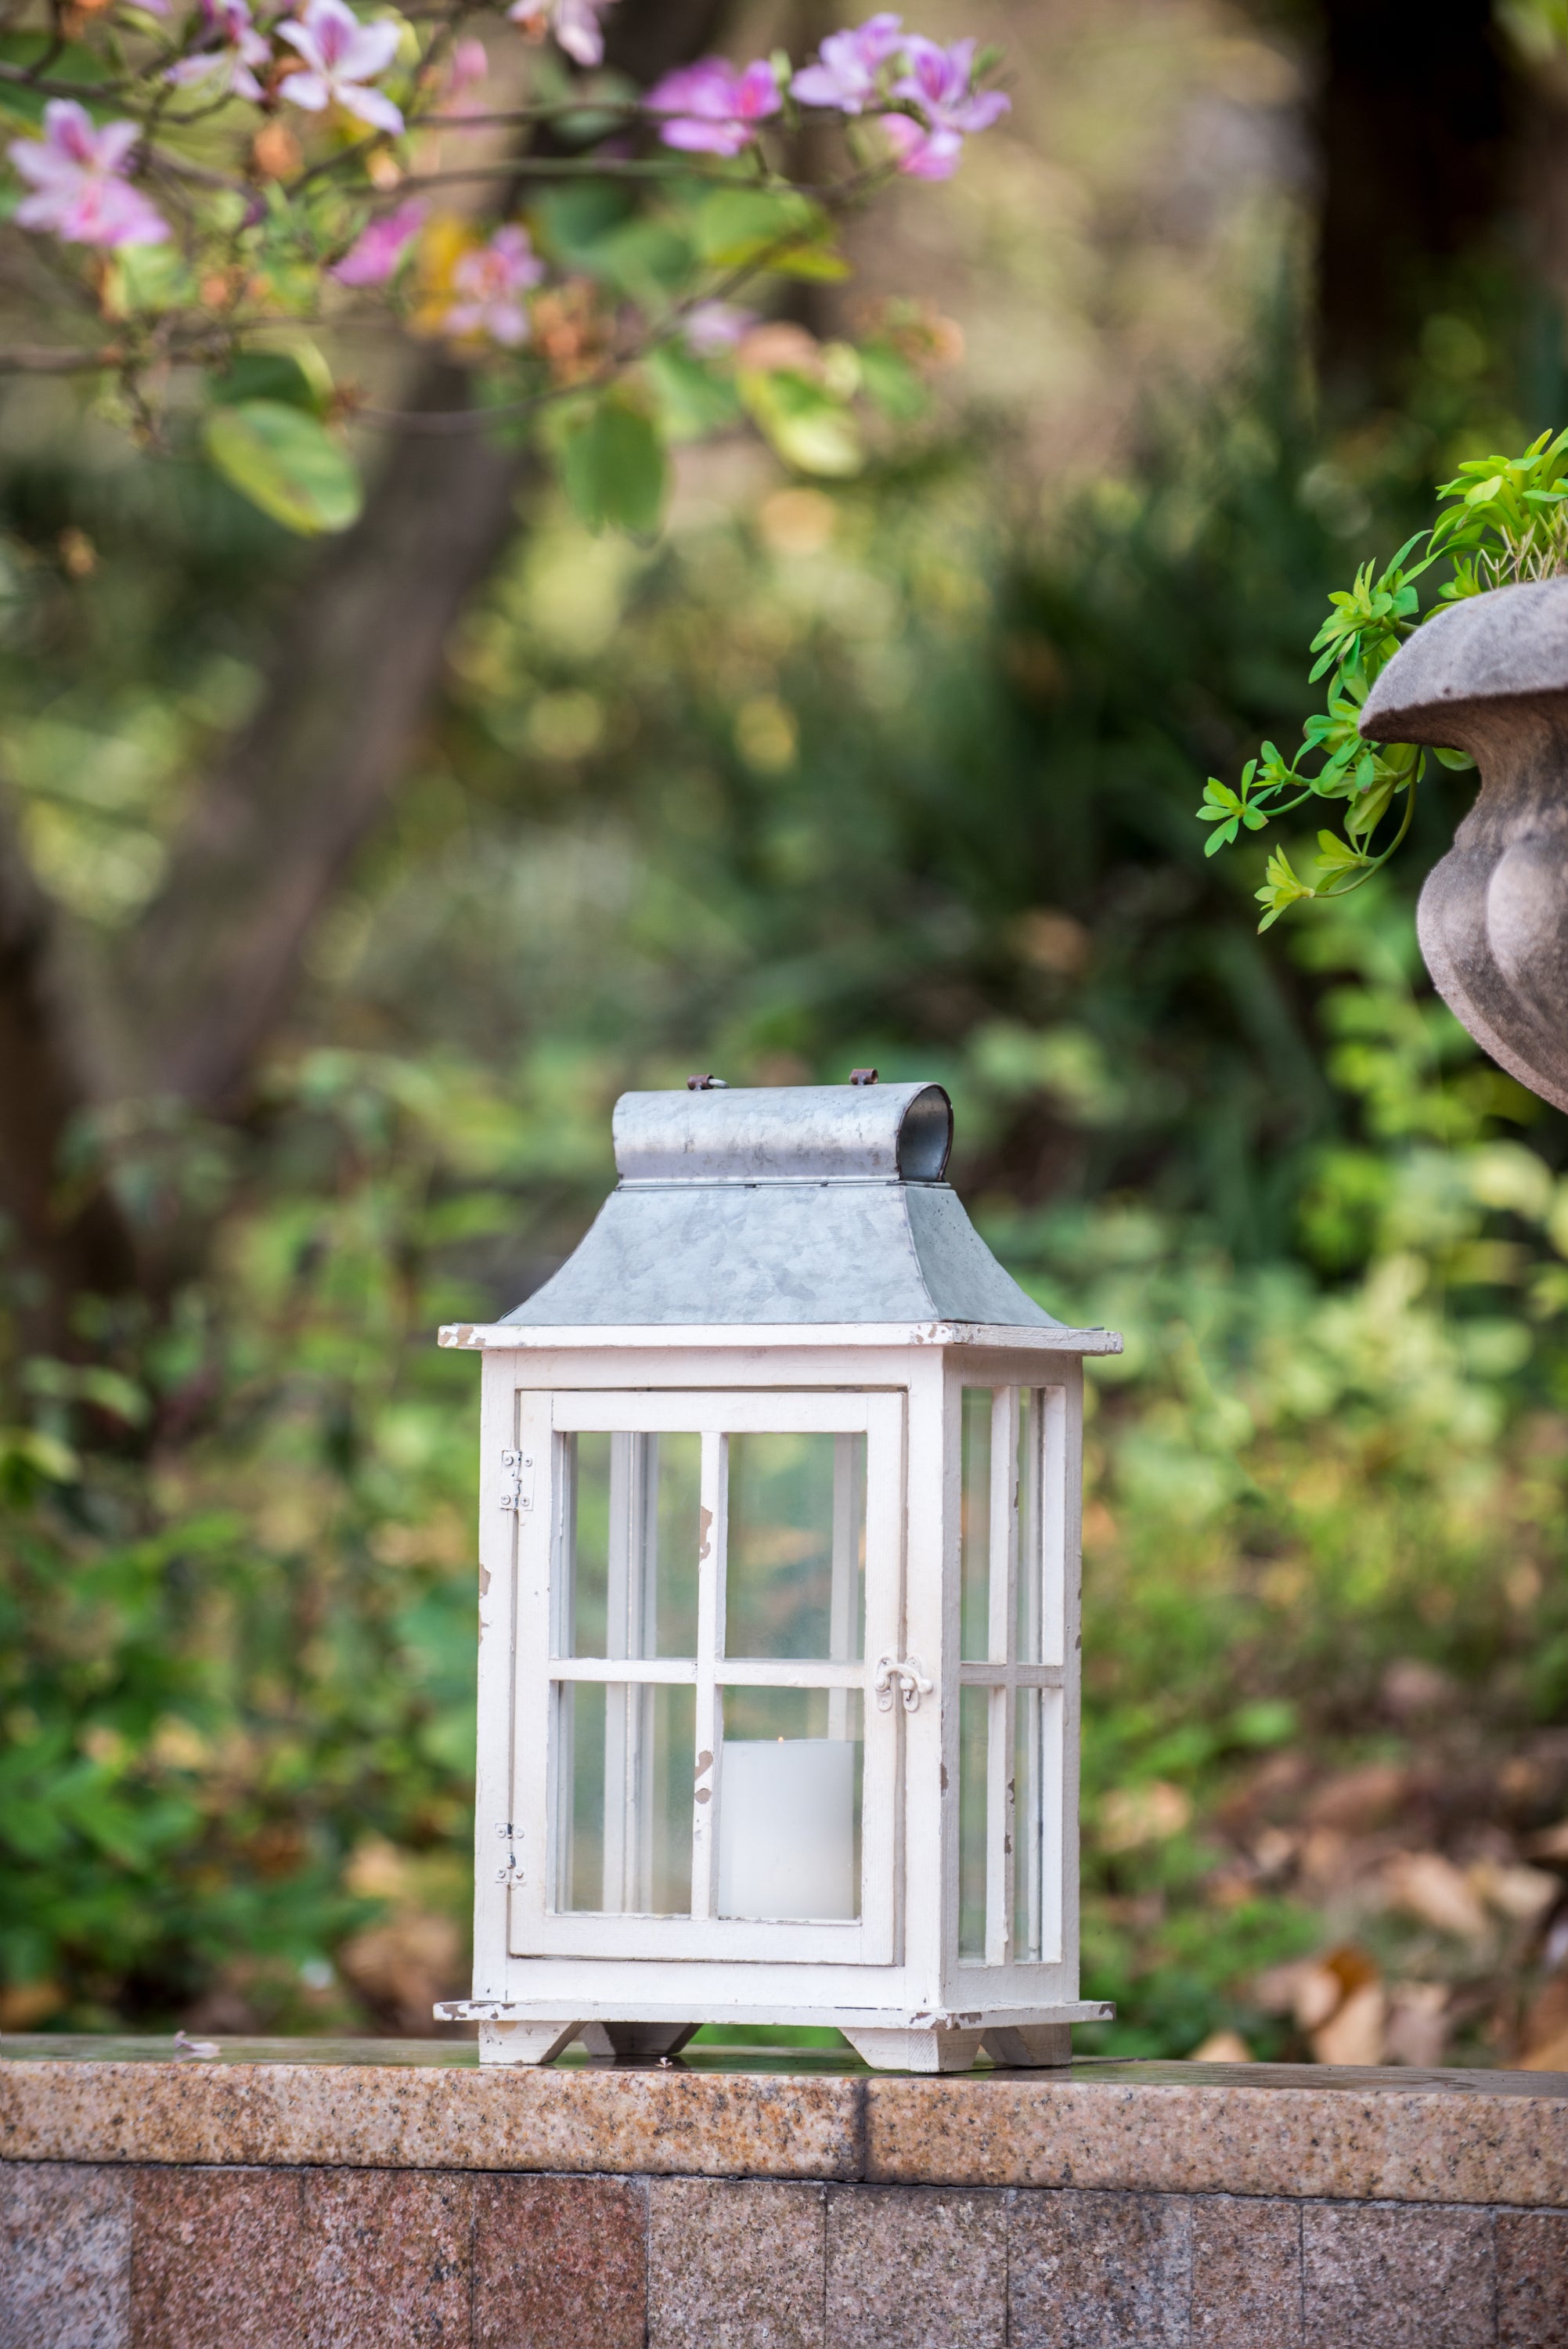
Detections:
4,2160,1566,2349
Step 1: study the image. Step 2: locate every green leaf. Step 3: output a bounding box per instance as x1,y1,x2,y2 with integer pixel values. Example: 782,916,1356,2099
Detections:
643,344,742,442
106,244,195,318
762,240,852,283
1313,830,1370,876
557,394,669,536
857,342,928,423
577,218,695,303
209,348,331,417
742,370,862,477
1344,769,1397,841
0,34,114,124
534,183,636,265
73,1368,150,1427
692,186,848,279
1255,845,1314,931
204,402,363,536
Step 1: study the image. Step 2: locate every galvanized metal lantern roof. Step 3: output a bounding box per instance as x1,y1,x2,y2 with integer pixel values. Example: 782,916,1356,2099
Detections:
501,1081,1065,1330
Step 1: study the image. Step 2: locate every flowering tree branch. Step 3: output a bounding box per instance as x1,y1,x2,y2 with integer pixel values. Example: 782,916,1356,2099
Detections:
0,1,1013,1349
0,0,732,1351
0,1,1012,532
0,342,130,369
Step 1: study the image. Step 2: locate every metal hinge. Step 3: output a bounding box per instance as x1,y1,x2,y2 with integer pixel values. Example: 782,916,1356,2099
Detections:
499,1449,535,1514
874,1654,934,1714
494,1819,525,1885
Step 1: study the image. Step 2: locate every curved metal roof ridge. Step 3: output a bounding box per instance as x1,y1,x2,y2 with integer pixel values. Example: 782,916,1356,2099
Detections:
499,1082,1061,1330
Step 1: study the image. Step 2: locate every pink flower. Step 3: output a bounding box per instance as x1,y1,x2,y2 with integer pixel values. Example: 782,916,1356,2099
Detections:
9,100,168,247
683,300,755,354
506,0,615,67
880,114,962,179
442,222,544,345
449,35,488,90
892,36,1008,135
644,56,780,156
332,197,424,283
279,0,404,133
164,0,272,103
882,36,1007,179
791,14,903,114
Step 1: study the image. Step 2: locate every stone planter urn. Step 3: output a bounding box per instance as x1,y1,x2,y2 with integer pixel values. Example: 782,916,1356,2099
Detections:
1362,578,1568,1113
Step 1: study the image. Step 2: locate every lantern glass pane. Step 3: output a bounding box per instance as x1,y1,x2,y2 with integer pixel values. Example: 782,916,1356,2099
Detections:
1038,1687,1065,1963
1014,1684,1043,1962
958,1385,1061,1964
556,1679,695,1915
958,1682,989,1961
1015,1390,1039,1665
960,1388,992,1662
717,1686,863,1921
563,1431,701,1660
725,1431,865,1662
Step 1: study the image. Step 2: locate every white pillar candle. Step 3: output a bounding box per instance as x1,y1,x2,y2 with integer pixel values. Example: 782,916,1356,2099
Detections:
716,1739,857,1921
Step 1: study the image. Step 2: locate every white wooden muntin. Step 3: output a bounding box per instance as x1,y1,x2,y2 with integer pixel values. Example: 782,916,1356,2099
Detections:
439,1082,1120,2074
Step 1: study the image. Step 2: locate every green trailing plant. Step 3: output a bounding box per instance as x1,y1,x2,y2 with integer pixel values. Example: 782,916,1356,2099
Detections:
1197,428,1568,929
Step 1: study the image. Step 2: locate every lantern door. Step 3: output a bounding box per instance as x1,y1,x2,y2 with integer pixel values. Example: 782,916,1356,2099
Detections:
950,1376,1079,1992
507,1387,905,1967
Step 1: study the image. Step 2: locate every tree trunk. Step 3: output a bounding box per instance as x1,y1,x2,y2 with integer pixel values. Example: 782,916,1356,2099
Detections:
1314,0,1514,402
0,790,138,1348
128,355,525,1110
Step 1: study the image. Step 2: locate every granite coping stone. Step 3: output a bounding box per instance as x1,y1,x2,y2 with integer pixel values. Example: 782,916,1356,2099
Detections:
2,2040,1566,2206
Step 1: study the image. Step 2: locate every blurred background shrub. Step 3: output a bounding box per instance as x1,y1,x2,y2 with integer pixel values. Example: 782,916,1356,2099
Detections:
6,0,1568,2068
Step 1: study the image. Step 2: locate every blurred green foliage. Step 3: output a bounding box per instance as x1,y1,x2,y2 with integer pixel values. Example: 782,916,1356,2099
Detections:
3,278,1568,2060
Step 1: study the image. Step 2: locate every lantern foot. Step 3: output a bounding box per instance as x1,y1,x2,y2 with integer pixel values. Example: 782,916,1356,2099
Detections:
842,2026,986,2074
477,2020,584,2066
578,2023,700,2059
982,2024,1072,2067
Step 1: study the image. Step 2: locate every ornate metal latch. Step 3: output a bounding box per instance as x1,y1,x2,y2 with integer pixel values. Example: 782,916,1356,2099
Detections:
499,1449,535,1514
874,1654,933,1713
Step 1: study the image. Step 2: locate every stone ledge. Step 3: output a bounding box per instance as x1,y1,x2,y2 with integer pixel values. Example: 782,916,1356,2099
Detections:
2,2040,1566,2206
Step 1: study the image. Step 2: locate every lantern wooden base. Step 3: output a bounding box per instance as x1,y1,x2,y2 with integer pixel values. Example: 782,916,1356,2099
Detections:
475,2022,582,2065
980,2023,1072,2066
478,2022,700,2067
840,2024,1071,2072
840,2026,986,2073
459,2010,1090,2071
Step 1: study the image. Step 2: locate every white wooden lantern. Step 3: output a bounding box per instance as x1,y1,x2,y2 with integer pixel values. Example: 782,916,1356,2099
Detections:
436,1080,1120,2073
